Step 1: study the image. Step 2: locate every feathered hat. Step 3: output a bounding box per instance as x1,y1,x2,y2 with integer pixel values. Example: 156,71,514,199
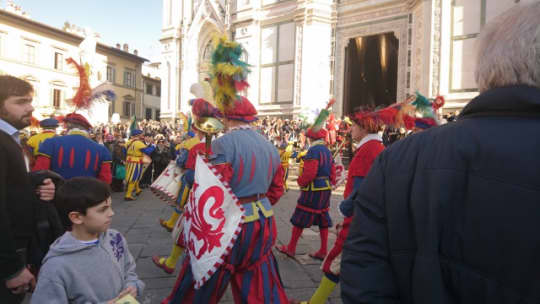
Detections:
209,35,256,122
411,92,445,129
64,57,117,130
348,96,419,131
306,99,335,140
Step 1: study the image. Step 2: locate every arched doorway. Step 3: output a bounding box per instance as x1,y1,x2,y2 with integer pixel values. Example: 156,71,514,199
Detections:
199,39,213,83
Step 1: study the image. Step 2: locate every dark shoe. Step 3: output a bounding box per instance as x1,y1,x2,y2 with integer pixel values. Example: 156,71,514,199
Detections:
124,196,135,201
308,251,326,261
276,245,295,258
152,256,174,274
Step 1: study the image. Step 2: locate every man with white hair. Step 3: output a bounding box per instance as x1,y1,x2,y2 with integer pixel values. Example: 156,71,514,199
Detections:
341,3,540,303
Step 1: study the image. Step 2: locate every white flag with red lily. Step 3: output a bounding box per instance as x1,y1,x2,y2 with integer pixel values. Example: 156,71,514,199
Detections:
183,155,245,289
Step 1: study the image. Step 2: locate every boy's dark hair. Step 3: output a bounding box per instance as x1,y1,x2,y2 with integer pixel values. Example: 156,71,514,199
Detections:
55,177,111,227
0,75,33,107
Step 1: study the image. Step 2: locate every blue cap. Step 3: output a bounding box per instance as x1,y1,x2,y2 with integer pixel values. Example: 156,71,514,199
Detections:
131,129,143,136
40,118,59,128
187,130,195,137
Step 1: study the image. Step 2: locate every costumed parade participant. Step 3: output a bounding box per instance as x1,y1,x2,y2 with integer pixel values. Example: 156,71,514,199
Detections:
158,84,206,231
33,58,114,184
153,98,223,274
163,35,288,304
26,118,58,156
278,100,337,260
279,141,295,191
293,106,388,304
124,129,155,200
158,128,199,232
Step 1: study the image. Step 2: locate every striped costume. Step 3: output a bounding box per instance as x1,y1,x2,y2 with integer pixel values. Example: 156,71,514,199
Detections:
32,129,112,184
124,137,154,200
164,127,288,304
278,139,335,260
291,140,335,229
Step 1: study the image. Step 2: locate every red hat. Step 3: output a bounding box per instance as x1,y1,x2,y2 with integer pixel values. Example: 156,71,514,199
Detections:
64,113,92,130
190,98,221,118
223,96,258,123
306,128,327,140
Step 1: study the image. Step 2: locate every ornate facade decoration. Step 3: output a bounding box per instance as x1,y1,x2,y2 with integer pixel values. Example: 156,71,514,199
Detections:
431,0,442,96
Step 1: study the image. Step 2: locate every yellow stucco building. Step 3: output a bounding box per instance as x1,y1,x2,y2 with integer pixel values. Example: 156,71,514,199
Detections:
0,6,147,124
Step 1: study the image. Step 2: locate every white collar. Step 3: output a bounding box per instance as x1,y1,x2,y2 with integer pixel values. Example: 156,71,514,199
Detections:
228,124,252,132
355,133,382,150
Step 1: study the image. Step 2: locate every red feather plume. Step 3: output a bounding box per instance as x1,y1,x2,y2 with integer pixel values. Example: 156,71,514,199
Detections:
66,58,92,109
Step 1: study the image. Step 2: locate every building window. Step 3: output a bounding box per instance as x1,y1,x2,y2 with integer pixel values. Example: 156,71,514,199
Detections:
53,89,62,108
146,83,153,95
155,110,160,120
54,52,63,70
124,69,135,88
145,108,153,120
449,0,482,93
107,66,116,83
123,101,132,117
260,22,295,104
156,85,161,97
23,44,35,64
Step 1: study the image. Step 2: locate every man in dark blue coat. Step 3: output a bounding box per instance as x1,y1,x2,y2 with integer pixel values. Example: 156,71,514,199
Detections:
341,3,540,303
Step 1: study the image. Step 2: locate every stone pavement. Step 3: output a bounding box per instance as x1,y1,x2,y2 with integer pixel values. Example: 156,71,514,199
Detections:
110,166,346,304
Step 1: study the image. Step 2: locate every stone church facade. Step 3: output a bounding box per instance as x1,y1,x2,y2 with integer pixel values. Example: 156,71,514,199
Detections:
159,0,533,120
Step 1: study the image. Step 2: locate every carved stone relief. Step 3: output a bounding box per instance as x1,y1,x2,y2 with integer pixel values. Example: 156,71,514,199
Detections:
413,2,424,92
431,0,442,96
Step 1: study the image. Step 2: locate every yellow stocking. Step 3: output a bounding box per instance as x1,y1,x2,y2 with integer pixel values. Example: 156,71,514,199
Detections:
125,182,136,199
309,275,337,304
165,245,184,269
164,209,181,228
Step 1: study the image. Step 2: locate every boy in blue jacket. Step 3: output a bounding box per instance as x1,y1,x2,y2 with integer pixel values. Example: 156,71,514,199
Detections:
31,177,144,304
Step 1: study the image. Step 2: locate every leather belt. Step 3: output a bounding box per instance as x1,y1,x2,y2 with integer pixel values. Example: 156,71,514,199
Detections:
238,193,266,204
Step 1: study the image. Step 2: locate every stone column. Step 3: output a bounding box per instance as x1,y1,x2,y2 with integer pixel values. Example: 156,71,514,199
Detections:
297,0,335,114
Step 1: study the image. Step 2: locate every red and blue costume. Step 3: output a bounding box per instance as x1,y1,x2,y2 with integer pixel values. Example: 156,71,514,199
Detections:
164,97,288,304
33,114,112,184
323,134,384,281
278,127,336,260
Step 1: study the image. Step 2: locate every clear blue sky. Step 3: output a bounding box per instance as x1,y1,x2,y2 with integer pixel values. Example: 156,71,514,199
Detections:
9,0,162,60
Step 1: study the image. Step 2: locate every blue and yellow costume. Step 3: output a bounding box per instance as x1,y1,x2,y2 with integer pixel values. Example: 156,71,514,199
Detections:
154,99,217,275
27,118,58,157
159,134,200,231
279,142,295,191
124,129,155,200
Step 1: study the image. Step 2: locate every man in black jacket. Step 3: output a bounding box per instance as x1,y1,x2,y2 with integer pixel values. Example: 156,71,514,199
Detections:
0,75,56,303
341,3,540,304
